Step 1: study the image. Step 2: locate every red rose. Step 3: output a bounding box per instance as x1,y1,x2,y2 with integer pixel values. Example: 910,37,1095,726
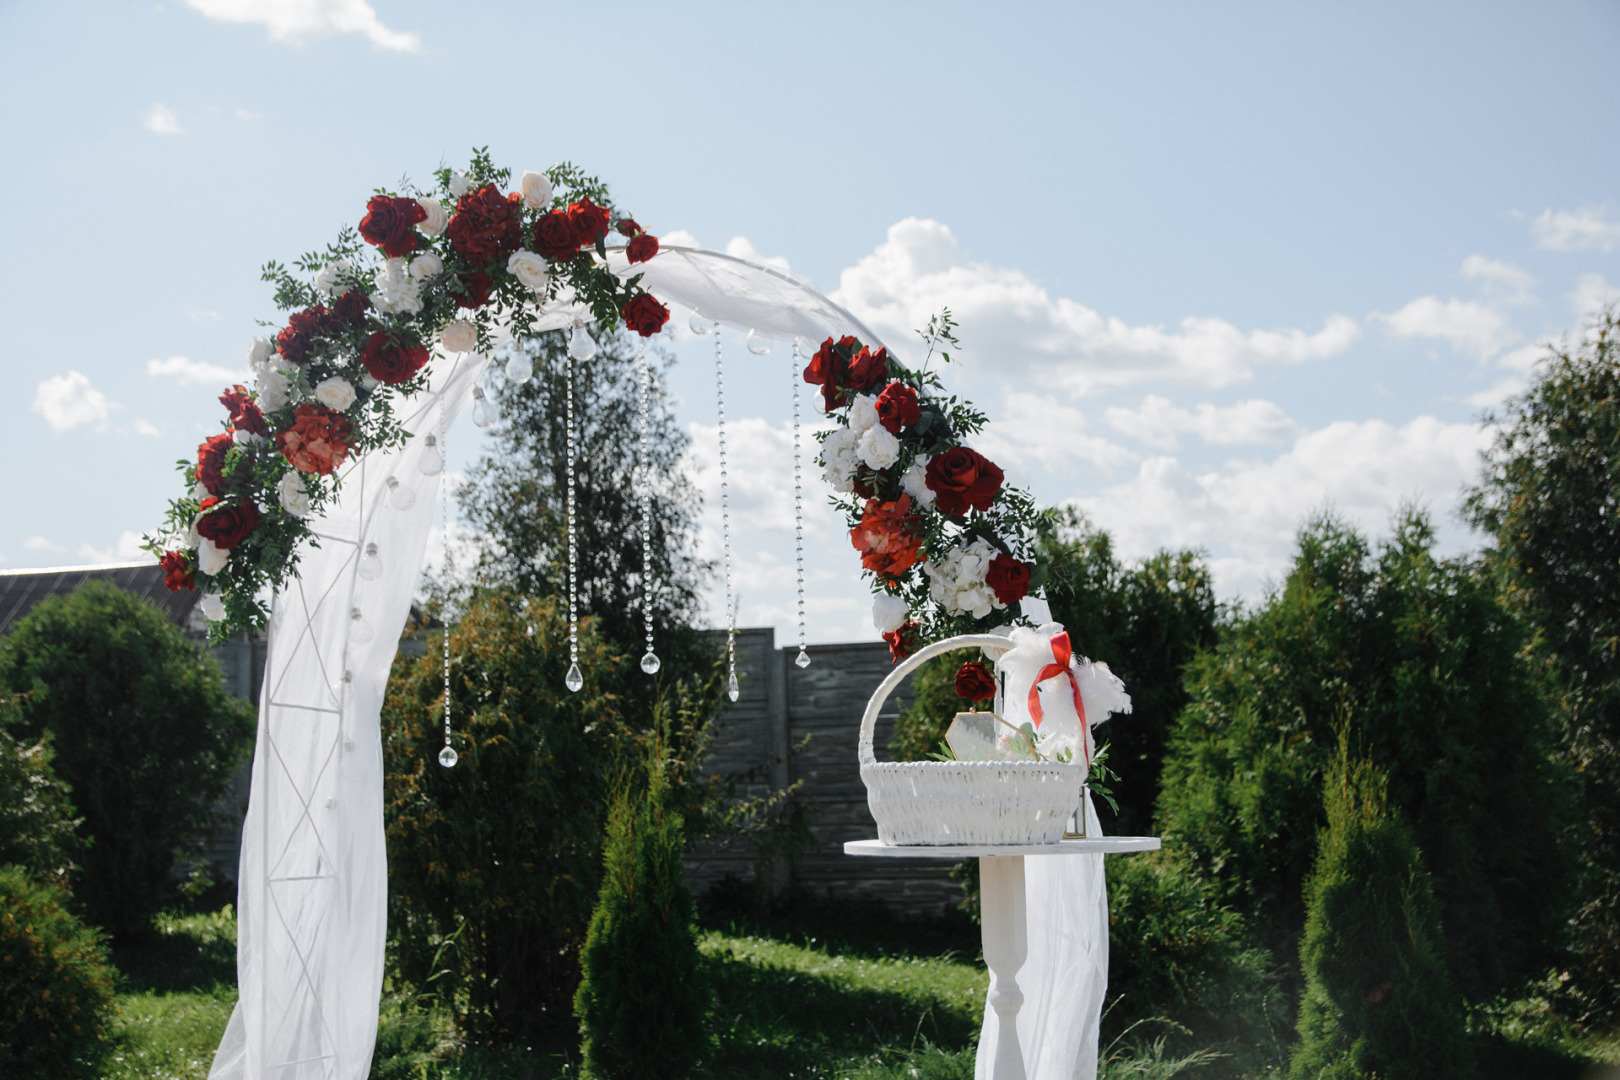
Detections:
874,382,920,433
626,232,659,264
220,385,268,435
568,197,612,248
925,447,1005,517
361,331,430,385
622,292,670,337
196,432,234,495
358,194,427,258
333,289,370,323
533,209,580,261
882,621,922,664
955,662,997,703
159,550,194,592
276,304,331,365
986,553,1031,606
277,404,353,476
454,271,494,309
849,495,923,579
616,218,640,237
446,184,523,267
803,335,860,412
846,346,889,392
196,498,261,551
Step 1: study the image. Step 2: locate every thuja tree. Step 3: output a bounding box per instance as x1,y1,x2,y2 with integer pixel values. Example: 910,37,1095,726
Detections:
1290,743,1472,1080
0,695,82,890
1156,510,1572,1002
0,581,254,934
382,591,625,1048
1465,309,1620,1021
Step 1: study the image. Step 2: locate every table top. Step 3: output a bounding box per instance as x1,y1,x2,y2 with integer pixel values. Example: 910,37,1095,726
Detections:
844,837,1161,858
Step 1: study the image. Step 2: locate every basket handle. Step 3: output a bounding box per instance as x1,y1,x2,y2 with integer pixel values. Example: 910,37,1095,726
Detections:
859,634,1016,766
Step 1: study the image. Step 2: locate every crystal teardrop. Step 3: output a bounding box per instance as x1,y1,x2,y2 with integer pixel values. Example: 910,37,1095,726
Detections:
639,651,661,675
438,745,458,768
795,649,812,669
746,328,771,355
565,663,584,692
727,672,740,702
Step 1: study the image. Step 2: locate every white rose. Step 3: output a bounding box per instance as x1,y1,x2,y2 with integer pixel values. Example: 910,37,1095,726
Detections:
417,197,448,238
232,428,265,447
409,252,443,282
872,593,910,634
372,258,423,315
820,428,860,492
198,591,227,621
313,258,352,297
198,540,229,576
507,250,550,291
848,394,880,434
185,517,201,549
190,480,209,501
449,171,470,198
314,376,356,411
248,336,275,367
361,374,380,392
278,471,312,518
256,367,291,411
441,320,478,354
857,425,900,470
519,170,553,209
901,457,935,508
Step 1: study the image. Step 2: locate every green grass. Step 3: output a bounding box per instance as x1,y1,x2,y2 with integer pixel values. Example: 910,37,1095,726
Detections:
104,908,238,1080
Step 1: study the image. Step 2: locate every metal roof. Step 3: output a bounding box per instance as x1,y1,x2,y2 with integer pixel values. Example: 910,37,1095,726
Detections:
0,561,200,636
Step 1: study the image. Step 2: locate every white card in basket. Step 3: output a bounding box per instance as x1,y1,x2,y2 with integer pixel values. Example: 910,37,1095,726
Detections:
945,711,1040,762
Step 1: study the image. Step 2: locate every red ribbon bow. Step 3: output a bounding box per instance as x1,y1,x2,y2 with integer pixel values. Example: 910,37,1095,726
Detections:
1026,630,1090,769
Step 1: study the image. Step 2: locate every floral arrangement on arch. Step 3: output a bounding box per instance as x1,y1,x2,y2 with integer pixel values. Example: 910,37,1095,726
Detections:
808,312,1049,660
143,150,670,640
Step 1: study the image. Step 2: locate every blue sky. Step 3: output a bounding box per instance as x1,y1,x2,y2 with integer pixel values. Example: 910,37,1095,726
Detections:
2,0,1617,644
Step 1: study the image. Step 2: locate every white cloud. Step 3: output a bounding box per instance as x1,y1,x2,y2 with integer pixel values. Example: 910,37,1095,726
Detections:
144,103,184,135
977,392,1139,477
1105,395,1302,451
661,228,701,250
147,355,249,386
832,218,1359,393
1532,206,1620,253
185,0,420,51
724,236,792,274
78,531,152,566
234,108,264,121
1460,254,1536,307
1375,295,1513,359
1572,273,1619,319
23,536,62,553
134,419,163,436
1077,415,1490,599
32,371,113,432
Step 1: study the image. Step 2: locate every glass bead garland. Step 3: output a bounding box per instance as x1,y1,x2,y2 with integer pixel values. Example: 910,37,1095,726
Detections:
715,322,739,702
637,337,661,675
438,425,457,767
564,337,583,693
792,341,811,669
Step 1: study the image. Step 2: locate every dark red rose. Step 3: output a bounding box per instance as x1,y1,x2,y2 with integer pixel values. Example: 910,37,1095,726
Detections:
358,195,427,258
626,232,659,264
955,662,997,702
622,292,670,337
803,335,860,411
616,218,641,237
220,385,268,435
453,271,494,309
533,208,581,261
851,469,884,501
159,550,194,591
568,198,612,248
446,184,523,267
986,553,1031,606
846,345,889,392
333,289,370,323
196,432,234,495
874,382,920,433
196,498,260,551
882,620,922,664
276,304,331,365
361,331,430,385
925,446,1005,517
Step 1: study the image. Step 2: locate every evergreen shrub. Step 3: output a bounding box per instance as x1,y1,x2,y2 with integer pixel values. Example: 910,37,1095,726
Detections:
1290,744,1472,1079
0,695,81,888
0,864,117,1078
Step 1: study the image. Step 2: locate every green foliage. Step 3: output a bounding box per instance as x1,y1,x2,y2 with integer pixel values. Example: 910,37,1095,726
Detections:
0,864,117,1078
382,591,624,1049
0,581,255,934
0,697,82,888
1289,745,1472,1080
1156,509,1572,1001
102,907,238,1080
575,731,709,1079
1465,308,1620,1020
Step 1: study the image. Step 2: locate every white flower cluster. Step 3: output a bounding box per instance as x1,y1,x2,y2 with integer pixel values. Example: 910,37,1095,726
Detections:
507,249,550,293
872,592,910,634
313,258,354,297
901,455,934,508
249,336,294,411
373,257,424,315
441,319,478,354
924,538,1004,620
819,393,903,492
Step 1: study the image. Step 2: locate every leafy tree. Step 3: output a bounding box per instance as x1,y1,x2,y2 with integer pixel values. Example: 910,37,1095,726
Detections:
575,726,709,1079
0,581,254,934
1157,510,1571,1002
0,695,81,889
1289,743,1472,1080
1465,309,1620,1018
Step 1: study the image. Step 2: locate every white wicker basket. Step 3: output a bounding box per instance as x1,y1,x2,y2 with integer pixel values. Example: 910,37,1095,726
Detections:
859,634,1085,846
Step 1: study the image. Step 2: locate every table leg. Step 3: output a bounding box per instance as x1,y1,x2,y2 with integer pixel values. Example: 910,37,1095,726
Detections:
980,854,1027,1080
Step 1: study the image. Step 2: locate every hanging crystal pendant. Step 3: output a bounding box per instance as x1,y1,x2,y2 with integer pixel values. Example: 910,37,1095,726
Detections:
746,328,772,355
791,341,811,668
357,542,383,581
568,323,598,360
796,649,812,669
637,337,659,677
386,475,416,510
419,433,444,476
438,744,458,768
715,324,741,701
505,352,534,384
565,663,584,692
470,386,497,428
564,349,584,691
688,309,711,335
640,652,661,674
727,671,740,702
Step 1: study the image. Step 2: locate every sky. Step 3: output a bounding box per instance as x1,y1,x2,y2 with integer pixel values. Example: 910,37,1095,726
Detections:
2,0,1617,646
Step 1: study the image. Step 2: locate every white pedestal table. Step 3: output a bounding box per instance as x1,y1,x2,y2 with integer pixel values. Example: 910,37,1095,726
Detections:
844,836,1161,1080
